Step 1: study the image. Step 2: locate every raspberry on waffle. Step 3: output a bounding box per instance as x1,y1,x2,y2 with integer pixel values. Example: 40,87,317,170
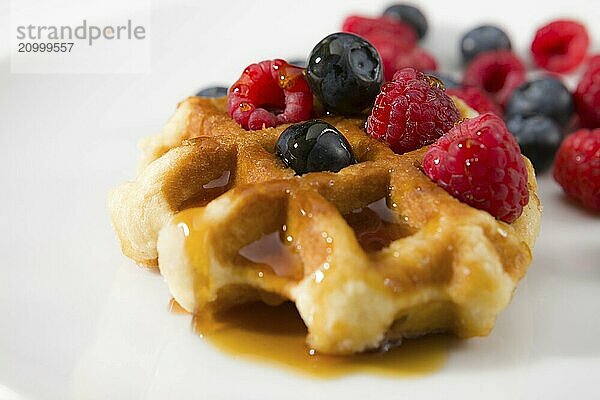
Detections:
108,96,541,355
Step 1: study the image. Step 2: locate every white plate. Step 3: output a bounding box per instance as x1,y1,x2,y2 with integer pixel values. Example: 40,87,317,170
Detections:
1,0,600,399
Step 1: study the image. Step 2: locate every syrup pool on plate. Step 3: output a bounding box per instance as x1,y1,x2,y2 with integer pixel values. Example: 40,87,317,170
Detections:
170,300,450,378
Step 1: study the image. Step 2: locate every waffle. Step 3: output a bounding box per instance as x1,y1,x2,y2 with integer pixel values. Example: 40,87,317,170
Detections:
108,96,542,355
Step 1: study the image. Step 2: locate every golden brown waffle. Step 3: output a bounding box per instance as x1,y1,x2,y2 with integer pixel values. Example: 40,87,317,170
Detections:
108,96,541,355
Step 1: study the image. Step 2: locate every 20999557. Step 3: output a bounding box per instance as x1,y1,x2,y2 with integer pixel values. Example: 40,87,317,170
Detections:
18,42,74,52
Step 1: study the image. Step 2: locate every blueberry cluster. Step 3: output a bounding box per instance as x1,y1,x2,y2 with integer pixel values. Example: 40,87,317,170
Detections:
505,78,573,172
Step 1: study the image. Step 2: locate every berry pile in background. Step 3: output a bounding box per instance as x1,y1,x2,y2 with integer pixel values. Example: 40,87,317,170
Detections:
342,6,436,81
192,3,598,213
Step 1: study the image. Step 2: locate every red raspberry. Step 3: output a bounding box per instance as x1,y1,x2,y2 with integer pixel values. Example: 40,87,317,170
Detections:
390,47,437,79
423,113,529,223
446,86,502,116
553,129,600,211
463,50,526,107
366,67,460,154
342,15,417,50
574,59,600,129
587,54,600,70
531,20,590,73
227,59,313,130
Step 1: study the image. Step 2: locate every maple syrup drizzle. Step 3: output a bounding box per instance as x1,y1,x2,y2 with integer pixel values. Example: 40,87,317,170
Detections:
181,170,233,209
238,229,303,278
344,197,408,252
203,170,231,189
168,298,188,314
169,299,448,378
170,196,446,377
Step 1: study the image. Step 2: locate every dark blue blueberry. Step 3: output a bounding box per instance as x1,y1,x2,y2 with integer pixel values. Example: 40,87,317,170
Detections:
289,59,307,68
505,78,573,128
506,114,562,173
383,3,428,39
306,33,383,115
195,86,228,98
276,120,356,175
424,70,460,89
460,25,511,63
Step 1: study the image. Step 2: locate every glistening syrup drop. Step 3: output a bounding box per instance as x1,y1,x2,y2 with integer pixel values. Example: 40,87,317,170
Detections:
238,229,303,279
180,170,233,208
343,197,410,252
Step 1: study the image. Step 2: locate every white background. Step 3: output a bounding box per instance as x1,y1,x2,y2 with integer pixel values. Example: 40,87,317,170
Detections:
0,0,599,399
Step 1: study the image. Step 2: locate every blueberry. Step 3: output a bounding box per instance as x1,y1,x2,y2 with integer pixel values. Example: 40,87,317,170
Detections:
460,25,511,63
195,86,228,98
424,70,460,89
276,120,356,174
383,4,428,39
289,59,307,68
306,33,383,115
506,114,562,173
506,78,573,128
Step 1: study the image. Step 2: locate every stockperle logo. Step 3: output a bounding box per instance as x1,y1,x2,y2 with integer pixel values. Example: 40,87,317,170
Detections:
16,20,147,46
10,0,151,75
